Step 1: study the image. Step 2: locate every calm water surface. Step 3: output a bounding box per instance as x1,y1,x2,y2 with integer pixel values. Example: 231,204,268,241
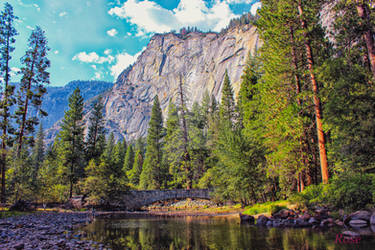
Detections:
82,216,375,250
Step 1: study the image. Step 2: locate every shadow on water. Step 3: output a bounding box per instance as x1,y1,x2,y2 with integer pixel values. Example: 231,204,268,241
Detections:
81,216,375,250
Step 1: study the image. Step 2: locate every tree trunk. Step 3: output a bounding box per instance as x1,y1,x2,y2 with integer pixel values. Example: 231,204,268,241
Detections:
17,51,37,156
356,1,375,80
297,1,329,184
290,26,312,188
0,28,12,203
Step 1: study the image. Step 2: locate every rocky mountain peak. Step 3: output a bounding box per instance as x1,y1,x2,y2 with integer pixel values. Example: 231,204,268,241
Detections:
99,23,259,141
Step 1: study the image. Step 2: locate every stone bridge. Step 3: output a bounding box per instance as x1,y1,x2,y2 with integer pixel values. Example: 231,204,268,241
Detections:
120,189,212,210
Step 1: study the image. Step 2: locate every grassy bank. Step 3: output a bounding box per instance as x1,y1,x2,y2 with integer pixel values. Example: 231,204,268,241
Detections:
242,200,291,217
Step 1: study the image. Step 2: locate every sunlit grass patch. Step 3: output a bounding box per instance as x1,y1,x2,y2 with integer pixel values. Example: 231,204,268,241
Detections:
242,200,290,216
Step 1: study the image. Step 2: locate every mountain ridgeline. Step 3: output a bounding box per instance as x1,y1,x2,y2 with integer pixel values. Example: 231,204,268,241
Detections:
95,23,259,141
40,80,113,129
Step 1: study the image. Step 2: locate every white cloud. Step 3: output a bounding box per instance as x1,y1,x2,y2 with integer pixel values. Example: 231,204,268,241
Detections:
110,48,145,79
126,32,132,36
107,28,118,37
94,72,102,79
104,49,112,55
223,0,252,3
33,4,41,12
250,2,261,15
26,25,33,30
108,0,239,35
10,67,20,77
54,50,59,54
91,65,97,70
59,11,67,17
72,51,114,64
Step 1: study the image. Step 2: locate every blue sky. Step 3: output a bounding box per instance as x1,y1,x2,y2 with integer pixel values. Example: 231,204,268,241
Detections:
4,0,260,86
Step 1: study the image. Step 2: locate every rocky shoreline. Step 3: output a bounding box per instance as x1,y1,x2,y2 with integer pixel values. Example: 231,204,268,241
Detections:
0,212,109,249
240,208,375,237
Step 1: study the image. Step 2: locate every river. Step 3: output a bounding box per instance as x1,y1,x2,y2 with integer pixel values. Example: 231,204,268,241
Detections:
81,215,375,249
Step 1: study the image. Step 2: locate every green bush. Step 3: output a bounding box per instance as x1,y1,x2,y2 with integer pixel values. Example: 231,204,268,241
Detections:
292,172,375,211
327,172,375,211
291,184,328,209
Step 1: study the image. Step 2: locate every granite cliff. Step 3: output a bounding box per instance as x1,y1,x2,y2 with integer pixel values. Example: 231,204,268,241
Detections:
97,24,260,141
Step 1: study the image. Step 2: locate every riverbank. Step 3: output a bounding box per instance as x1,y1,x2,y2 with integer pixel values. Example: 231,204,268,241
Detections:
0,212,108,249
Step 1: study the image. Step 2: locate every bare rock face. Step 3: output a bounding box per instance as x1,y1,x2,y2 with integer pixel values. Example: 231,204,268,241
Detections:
101,24,260,141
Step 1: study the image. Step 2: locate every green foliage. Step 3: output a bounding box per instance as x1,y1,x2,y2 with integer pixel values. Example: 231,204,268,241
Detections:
139,96,165,189
123,145,134,173
327,173,375,211
290,184,327,209
292,173,375,211
127,149,143,188
243,200,289,216
58,87,85,198
16,26,50,151
86,97,106,162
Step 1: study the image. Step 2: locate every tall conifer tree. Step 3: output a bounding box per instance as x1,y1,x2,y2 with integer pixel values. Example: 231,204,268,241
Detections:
0,2,17,203
139,96,164,189
58,88,85,198
16,26,50,155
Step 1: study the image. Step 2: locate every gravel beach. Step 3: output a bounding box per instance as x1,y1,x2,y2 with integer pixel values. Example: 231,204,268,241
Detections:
0,212,108,249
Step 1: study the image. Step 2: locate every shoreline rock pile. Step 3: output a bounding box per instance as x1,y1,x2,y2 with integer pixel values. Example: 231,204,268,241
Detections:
240,208,375,232
0,212,108,249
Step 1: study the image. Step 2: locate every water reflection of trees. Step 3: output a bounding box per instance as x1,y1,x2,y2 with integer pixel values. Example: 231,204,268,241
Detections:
82,217,365,250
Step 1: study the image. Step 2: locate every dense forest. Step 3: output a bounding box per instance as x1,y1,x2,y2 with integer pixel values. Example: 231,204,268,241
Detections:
1,1,375,211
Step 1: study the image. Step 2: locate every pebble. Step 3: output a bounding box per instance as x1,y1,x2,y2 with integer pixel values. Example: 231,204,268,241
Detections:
0,212,109,249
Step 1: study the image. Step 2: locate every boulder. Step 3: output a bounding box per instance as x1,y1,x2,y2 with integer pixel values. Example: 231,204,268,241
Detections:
295,218,311,228
335,220,344,227
342,231,360,238
272,209,296,219
350,210,371,222
256,215,269,226
299,213,311,221
239,213,255,224
370,213,375,225
308,217,319,225
320,218,334,227
349,219,368,228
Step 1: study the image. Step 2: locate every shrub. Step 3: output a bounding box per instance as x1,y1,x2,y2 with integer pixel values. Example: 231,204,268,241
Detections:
292,172,375,211
291,184,328,209
326,172,375,211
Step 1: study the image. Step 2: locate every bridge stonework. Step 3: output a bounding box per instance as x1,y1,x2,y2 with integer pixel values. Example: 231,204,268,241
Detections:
120,189,211,210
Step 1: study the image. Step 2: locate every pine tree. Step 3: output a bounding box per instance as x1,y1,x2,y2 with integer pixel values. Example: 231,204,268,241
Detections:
127,149,143,188
86,96,106,162
0,2,18,203
163,102,184,188
219,70,236,123
15,26,50,155
31,123,44,191
58,87,85,198
139,96,164,189
123,144,134,173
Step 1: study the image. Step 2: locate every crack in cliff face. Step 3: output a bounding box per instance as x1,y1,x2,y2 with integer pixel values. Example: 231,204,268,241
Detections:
219,48,245,64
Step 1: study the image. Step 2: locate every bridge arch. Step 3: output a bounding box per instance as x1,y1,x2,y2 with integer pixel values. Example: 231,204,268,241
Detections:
121,189,212,210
